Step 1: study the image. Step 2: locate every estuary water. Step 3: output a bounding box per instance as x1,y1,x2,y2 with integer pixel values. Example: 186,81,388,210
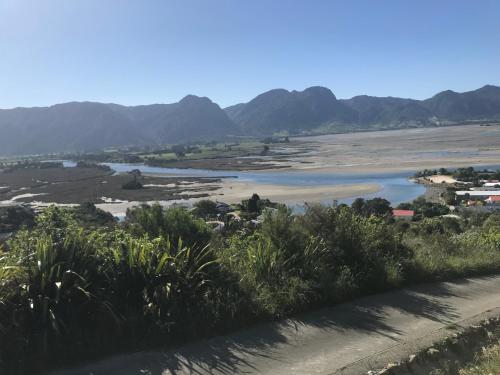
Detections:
99,162,426,205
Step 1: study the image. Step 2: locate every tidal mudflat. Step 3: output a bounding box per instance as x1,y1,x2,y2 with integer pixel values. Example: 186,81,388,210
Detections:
291,124,500,173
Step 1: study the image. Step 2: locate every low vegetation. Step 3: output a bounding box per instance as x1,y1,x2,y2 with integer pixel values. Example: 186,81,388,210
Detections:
458,343,500,374
0,197,499,373
415,166,500,185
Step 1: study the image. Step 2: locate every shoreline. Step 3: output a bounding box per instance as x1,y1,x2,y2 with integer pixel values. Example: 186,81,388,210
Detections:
25,182,383,217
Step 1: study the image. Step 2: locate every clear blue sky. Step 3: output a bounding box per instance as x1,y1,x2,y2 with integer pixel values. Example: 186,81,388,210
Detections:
1,0,499,108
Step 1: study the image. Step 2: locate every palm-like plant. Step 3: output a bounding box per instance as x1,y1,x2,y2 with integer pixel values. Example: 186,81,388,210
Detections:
1,227,119,371
108,233,218,337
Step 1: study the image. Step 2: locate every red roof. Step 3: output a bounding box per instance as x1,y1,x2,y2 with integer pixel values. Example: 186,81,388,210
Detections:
392,209,415,217
488,196,500,202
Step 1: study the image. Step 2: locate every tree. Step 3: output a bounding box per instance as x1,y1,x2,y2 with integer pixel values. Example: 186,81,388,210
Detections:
122,178,143,190
193,200,218,219
351,198,365,215
247,194,261,213
171,144,186,157
364,198,392,217
351,197,391,217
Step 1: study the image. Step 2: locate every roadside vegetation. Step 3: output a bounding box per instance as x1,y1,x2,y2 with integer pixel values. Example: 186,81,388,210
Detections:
457,343,500,374
0,197,499,373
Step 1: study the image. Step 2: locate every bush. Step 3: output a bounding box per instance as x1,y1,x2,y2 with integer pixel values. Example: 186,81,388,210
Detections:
193,200,218,219
125,204,212,248
0,201,499,373
397,197,450,219
122,179,143,190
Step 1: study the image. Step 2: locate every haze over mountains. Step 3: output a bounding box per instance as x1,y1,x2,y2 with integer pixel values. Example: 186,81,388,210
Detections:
1,85,500,155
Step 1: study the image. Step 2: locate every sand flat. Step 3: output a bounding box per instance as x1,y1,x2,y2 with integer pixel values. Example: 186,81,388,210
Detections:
89,182,381,216
289,124,500,173
207,180,381,204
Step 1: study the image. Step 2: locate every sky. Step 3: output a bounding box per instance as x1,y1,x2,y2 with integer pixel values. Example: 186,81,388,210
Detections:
0,0,499,108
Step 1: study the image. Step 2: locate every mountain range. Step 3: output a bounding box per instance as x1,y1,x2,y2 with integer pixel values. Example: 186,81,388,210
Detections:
0,85,499,155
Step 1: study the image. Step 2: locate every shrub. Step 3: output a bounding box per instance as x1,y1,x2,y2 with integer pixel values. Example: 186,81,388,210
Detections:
125,204,212,249
193,199,218,219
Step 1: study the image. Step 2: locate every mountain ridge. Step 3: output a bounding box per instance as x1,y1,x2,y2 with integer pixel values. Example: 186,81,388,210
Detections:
0,85,499,155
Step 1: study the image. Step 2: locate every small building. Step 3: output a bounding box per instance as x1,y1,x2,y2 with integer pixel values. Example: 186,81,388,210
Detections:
483,182,500,188
392,209,415,221
456,191,500,197
485,196,500,205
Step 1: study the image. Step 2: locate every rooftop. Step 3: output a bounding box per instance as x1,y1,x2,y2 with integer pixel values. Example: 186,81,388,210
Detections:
392,209,414,217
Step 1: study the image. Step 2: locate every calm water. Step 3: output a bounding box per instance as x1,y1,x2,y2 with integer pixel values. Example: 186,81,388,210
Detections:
99,162,426,205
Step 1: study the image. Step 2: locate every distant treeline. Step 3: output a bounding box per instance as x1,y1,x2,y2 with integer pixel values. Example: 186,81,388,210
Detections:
414,166,500,183
0,160,63,172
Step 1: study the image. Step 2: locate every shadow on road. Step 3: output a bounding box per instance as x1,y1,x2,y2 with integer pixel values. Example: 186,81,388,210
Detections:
61,277,488,375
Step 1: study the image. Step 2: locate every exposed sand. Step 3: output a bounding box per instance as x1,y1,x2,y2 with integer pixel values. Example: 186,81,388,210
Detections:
289,124,500,173
206,180,381,204
4,124,498,216
425,175,458,184
88,182,381,216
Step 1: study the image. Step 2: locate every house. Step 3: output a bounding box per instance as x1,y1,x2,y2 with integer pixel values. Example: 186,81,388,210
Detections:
485,196,500,205
392,209,415,221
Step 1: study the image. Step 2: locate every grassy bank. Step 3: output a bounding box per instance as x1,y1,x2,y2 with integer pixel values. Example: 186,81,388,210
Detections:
0,200,499,374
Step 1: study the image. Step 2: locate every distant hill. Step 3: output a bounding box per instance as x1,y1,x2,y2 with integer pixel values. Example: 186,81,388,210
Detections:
225,86,356,135
0,96,237,155
228,85,500,134
0,85,499,155
422,85,500,120
340,96,431,125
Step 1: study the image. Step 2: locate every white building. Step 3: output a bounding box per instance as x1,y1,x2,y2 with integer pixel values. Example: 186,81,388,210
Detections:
456,191,500,197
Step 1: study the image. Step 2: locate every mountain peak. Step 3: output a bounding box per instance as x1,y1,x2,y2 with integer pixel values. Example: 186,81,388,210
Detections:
476,84,500,94
179,95,213,105
296,86,337,100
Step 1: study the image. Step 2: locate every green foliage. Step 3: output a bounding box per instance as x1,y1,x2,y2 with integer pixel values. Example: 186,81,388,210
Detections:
351,197,392,217
414,217,463,235
121,178,143,190
125,204,212,248
0,202,499,373
0,206,35,233
398,197,450,219
247,193,261,213
238,194,278,219
0,205,239,373
193,199,219,219
457,343,500,374
72,202,116,227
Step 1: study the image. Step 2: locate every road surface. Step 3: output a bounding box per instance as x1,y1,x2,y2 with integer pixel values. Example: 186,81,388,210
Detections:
52,275,500,375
